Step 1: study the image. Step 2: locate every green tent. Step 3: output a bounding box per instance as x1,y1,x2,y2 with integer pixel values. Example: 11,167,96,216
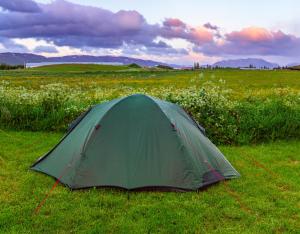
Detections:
31,94,239,191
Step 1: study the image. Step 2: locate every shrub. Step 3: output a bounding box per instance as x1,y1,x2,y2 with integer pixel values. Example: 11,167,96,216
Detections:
128,63,141,69
0,63,25,70
156,64,174,70
0,81,299,145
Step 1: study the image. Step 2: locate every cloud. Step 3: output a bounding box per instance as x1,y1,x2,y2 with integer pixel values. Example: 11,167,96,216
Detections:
0,37,29,52
0,0,299,62
203,23,218,31
0,0,158,49
122,41,189,56
163,18,186,28
33,45,58,53
198,27,300,56
0,0,41,13
0,1,214,53
161,18,214,45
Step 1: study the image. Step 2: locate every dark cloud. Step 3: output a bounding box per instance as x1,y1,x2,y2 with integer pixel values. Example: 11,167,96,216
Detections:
203,23,218,31
0,0,158,49
33,45,58,53
122,40,189,56
0,0,299,59
0,1,213,52
0,0,41,13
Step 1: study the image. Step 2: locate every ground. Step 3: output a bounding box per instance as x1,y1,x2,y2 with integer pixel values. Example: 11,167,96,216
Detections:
0,130,299,233
1,65,299,233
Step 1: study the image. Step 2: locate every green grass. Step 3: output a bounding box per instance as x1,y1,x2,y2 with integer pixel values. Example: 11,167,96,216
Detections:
30,63,133,72
1,65,299,231
1,66,299,144
0,130,299,233
1,67,300,96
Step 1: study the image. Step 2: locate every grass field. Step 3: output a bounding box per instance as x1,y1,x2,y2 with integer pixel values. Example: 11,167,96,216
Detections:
0,130,299,233
30,64,132,72
1,65,299,144
1,65,300,96
0,65,299,233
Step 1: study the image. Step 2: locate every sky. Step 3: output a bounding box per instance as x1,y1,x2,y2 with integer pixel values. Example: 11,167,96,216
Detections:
0,0,299,65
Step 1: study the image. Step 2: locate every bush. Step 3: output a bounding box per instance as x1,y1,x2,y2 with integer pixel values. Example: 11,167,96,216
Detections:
156,64,174,70
165,82,300,144
128,63,141,69
0,81,299,145
0,63,25,70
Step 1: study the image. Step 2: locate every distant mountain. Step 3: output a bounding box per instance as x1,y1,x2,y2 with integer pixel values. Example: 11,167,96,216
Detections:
0,53,46,65
287,62,300,67
0,52,177,67
212,58,279,69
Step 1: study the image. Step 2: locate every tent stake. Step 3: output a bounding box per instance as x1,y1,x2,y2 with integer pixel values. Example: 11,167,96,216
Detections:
34,177,61,214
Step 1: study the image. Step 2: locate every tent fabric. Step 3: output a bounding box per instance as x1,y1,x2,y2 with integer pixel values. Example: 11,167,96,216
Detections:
31,94,240,190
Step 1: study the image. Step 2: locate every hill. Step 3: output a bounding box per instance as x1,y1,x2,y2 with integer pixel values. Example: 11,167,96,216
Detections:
212,58,279,69
0,52,175,67
287,62,300,67
0,53,45,65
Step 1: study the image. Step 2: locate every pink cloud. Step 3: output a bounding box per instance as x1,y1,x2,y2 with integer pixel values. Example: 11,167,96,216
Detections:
115,10,145,31
198,27,300,56
163,18,186,28
227,27,273,42
161,18,214,45
0,0,299,60
190,27,213,44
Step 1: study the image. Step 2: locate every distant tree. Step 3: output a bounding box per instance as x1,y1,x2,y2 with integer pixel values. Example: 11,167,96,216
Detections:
0,63,25,70
156,64,174,70
289,65,300,70
193,62,200,70
128,63,141,68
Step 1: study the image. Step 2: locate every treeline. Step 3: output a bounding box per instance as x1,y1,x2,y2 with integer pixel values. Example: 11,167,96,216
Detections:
288,66,300,70
0,64,25,70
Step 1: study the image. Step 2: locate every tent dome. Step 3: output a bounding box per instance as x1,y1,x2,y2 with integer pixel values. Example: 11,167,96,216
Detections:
31,94,240,191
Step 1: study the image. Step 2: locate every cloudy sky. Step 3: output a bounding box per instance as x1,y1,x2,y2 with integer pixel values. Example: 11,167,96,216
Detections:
0,0,299,65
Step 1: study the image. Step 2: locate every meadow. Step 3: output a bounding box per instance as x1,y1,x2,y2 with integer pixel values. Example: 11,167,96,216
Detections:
0,64,299,233
0,130,299,233
1,64,300,92
0,64,299,144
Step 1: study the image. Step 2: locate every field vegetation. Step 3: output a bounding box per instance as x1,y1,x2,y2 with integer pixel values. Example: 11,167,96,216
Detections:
0,64,300,233
0,65,299,145
0,63,25,70
290,65,300,70
0,131,299,233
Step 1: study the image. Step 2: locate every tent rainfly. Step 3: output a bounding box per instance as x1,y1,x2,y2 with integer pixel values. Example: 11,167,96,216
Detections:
31,94,240,191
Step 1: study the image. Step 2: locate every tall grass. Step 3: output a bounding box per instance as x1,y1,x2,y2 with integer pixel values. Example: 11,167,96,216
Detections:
167,82,300,144
1,80,299,145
